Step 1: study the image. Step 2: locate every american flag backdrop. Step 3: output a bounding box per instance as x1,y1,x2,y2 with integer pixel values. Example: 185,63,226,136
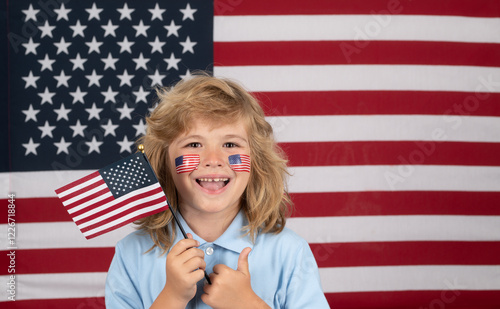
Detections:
1,0,500,308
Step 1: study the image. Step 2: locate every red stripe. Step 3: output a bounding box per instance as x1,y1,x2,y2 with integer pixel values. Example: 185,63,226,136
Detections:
256,91,500,117
0,248,115,275
84,206,168,239
290,191,500,217
64,188,111,212
0,197,73,223
215,41,500,67
324,291,500,309
311,241,500,268
54,171,100,195
75,186,166,226
58,178,105,204
281,141,500,167
12,298,106,309
214,0,500,17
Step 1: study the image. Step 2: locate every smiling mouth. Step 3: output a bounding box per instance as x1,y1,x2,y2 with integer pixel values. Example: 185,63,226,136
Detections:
196,178,230,191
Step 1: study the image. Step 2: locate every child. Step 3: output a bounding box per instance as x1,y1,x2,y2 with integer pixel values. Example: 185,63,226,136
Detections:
105,74,330,308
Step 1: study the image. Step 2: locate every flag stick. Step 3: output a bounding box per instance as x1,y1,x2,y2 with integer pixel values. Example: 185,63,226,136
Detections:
139,145,211,285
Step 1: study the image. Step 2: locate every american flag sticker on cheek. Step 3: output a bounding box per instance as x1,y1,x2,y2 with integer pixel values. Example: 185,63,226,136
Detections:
228,154,251,172
175,154,201,174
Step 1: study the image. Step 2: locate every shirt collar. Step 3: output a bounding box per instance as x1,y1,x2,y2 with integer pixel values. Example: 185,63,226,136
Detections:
173,210,254,254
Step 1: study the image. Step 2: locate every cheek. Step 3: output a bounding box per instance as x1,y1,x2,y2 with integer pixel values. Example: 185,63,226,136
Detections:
174,154,200,174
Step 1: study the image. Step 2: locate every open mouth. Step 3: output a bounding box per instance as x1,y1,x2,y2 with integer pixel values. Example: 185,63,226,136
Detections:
196,178,230,191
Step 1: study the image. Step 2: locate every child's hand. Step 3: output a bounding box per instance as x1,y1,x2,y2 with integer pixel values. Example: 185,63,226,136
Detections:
201,248,270,309
163,233,206,306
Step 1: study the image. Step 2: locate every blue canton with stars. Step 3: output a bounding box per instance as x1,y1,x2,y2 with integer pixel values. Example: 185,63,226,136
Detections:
1,0,213,172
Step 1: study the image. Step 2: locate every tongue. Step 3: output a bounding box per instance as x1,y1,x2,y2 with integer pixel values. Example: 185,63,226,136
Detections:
199,181,225,191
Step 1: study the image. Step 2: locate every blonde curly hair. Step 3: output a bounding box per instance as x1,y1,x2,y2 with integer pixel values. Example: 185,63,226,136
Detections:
137,73,292,254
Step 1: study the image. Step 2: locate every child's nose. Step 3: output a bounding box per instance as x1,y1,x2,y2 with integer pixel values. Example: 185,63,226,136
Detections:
202,148,224,168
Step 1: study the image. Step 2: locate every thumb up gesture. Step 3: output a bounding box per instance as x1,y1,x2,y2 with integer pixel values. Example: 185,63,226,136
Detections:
201,248,270,309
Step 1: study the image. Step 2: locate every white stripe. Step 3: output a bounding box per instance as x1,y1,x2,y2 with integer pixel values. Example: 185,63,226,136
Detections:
67,190,113,214
319,265,500,293
3,215,498,250
84,203,168,238
214,15,500,43
0,222,134,249
55,172,101,198
286,216,500,243
1,266,498,302
1,170,94,198
0,272,107,301
73,184,164,223
215,65,500,93
63,183,109,209
267,115,500,143
289,165,500,192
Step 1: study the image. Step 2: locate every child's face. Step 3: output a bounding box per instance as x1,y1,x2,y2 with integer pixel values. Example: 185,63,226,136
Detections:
168,117,251,217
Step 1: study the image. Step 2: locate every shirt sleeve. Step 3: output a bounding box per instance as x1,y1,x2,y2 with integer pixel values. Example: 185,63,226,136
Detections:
105,240,144,309
284,238,331,309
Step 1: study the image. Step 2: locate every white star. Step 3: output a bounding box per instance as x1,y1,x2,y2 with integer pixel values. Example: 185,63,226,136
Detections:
180,36,197,54
54,104,71,121
85,69,103,87
101,119,119,137
117,3,134,20
22,4,39,22
54,37,71,55
133,20,150,37
22,71,39,88
133,119,147,136
70,20,87,37
70,53,87,71
132,53,149,70
85,136,103,154
117,136,134,153
117,104,134,120
22,138,40,156
70,120,87,137
22,38,39,55
70,86,87,104
39,21,55,38
22,104,40,122
86,3,103,21
149,3,165,21
86,36,103,54
101,53,119,70
38,54,55,71
54,3,71,21
180,3,197,21
180,69,193,80
102,20,118,37
54,70,71,87
117,69,134,87
38,121,56,138
54,137,72,155
133,86,149,103
38,87,55,104
164,20,181,37
148,69,165,87
148,36,165,54
85,102,103,120
102,86,118,103
164,52,181,70
118,36,134,54
148,102,158,114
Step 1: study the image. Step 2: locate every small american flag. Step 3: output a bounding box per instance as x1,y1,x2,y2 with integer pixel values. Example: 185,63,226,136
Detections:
55,152,168,239
175,154,200,174
228,154,251,172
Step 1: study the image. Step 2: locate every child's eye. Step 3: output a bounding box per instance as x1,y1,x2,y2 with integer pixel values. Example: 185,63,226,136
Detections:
186,142,201,148
223,142,238,148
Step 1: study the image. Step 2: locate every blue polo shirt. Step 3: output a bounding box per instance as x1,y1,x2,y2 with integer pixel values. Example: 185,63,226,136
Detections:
105,211,330,308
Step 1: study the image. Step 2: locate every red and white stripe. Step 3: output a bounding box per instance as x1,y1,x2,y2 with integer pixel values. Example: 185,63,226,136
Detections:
55,171,168,239
175,154,201,174
229,154,251,172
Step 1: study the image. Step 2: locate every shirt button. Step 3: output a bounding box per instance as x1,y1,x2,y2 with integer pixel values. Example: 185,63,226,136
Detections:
205,246,214,256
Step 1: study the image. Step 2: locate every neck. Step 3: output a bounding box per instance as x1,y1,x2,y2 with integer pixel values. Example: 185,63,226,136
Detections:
179,206,240,242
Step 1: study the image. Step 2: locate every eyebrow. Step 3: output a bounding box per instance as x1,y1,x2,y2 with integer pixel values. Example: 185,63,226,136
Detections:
225,134,248,143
